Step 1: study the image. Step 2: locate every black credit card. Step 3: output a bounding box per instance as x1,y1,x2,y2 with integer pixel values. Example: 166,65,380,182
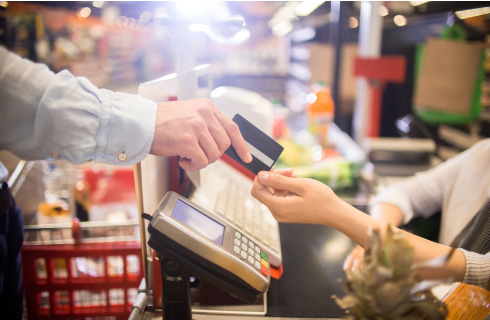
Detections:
225,114,284,175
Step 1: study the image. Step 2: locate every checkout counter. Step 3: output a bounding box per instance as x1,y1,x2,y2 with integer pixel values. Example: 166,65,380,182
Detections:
131,123,380,320
132,217,356,320
132,77,438,319
130,135,442,320
131,216,358,320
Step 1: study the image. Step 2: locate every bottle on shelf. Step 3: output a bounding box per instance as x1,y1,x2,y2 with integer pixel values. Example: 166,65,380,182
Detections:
306,82,335,149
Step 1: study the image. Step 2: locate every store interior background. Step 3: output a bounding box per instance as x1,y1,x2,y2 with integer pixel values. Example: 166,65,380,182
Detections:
3,1,489,140
2,1,490,318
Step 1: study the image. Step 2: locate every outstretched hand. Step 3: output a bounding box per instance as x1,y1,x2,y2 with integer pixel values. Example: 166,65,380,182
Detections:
251,170,341,225
252,170,467,284
150,98,252,170
343,245,365,271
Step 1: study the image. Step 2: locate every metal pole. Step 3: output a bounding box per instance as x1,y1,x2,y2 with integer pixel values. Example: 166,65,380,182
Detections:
353,1,383,144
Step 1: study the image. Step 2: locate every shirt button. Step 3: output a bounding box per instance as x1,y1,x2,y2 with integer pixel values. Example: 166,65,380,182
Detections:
51,152,60,159
118,152,127,162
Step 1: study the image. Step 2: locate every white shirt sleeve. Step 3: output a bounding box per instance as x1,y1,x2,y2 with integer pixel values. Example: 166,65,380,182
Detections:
0,46,157,165
368,145,477,225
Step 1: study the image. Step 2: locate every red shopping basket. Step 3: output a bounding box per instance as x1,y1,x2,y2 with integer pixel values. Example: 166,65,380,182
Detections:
21,220,143,320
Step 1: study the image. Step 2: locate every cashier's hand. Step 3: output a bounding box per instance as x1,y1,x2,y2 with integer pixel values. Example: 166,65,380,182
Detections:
251,170,340,225
150,98,252,171
343,245,365,271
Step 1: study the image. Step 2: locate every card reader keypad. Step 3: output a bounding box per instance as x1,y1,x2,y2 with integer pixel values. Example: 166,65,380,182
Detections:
234,231,269,277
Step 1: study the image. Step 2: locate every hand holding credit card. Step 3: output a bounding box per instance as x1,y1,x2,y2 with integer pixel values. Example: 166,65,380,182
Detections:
225,114,284,175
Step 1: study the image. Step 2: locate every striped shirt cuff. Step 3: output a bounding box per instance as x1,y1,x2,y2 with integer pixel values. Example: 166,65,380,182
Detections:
460,249,490,288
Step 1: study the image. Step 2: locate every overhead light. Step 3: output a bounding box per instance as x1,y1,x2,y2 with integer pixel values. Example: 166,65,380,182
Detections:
189,23,250,45
0,1,8,7
295,0,325,17
92,1,104,8
154,7,169,19
291,47,311,60
189,24,211,33
349,17,359,28
291,26,316,42
394,15,407,26
378,5,389,17
176,0,216,17
275,6,297,21
139,11,152,23
409,1,429,6
270,0,324,37
455,6,490,19
79,7,92,18
272,19,293,37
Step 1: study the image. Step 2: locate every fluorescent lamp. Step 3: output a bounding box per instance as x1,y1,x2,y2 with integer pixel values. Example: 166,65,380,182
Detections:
291,27,316,42
409,1,429,6
295,0,325,17
176,0,215,17
189,23,250,45
455,6,490,19
272,20,293,37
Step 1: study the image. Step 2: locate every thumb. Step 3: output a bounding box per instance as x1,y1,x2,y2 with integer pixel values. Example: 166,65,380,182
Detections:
257,171,304,195
179,157,205,171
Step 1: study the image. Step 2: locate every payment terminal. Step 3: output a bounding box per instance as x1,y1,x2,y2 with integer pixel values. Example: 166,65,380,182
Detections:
145,191,270,306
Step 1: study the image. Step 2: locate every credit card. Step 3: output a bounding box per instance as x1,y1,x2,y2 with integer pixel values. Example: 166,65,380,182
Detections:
225,114,284,175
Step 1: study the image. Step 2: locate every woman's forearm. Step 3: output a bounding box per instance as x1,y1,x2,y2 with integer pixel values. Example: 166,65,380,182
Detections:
331,200,466,282
370,202,404,227
251,172,467,283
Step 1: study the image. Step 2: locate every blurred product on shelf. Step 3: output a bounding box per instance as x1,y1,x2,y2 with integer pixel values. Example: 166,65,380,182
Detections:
74,177,91,222
37,199,70,218
275,133,363,192
37,198,72,242
4,2,173,90
306,82,335,149
77,165,137,222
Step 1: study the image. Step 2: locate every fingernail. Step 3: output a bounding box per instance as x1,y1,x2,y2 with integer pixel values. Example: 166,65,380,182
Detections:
247,152,253,163
258,172,269,181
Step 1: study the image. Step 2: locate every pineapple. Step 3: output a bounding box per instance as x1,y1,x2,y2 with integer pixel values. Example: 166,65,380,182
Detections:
333,225,448,320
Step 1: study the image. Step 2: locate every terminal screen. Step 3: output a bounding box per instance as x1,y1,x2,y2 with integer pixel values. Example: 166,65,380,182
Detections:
172,199,225,245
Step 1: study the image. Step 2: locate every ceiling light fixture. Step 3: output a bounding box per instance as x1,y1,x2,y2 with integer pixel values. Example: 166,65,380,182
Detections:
92,1,104,9
455,6,490,19
272,20,293,37
409,1,429,6
394,14,407,26
295,0,325,17
349,17,359,28
378,5,389,17
79,7,92,19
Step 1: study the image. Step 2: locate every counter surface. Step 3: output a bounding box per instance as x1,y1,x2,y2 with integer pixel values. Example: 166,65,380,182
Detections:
266,223,356,318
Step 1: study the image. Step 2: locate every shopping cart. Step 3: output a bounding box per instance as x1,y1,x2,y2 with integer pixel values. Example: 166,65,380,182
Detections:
21,219,144,320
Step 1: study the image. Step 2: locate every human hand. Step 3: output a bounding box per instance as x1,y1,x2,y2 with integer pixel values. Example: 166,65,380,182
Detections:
150,98,252,170
268,168,297,196
251,170,341,225
343,245,365,271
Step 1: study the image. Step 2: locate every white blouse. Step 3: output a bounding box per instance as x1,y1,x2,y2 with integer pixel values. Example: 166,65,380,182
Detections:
370,138,490,287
